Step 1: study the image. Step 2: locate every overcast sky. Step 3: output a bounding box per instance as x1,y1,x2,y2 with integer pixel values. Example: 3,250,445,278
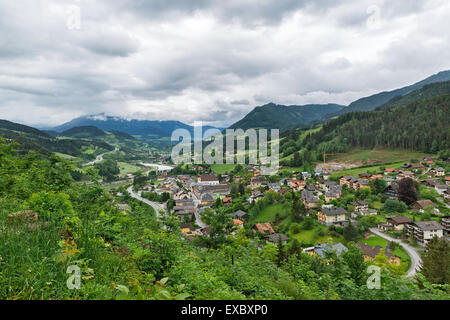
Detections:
0,0,449,128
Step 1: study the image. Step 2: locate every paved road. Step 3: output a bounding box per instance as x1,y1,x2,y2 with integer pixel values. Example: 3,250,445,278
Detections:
190,192,207,228
127,186,167,217
369,228,422,278
83,147,119,166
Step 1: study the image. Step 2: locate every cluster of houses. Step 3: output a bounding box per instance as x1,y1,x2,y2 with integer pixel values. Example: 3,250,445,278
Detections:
303,240,399,265
379,215,450,246
132,155,448,248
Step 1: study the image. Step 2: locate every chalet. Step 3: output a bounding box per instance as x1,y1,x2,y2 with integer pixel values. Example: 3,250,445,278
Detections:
440,216,450,234
411,200,435,211
405,221,444,245
445,176,450,185
306,183,316,192
352,200,369,213
317,207,347,226
430,167,445,177
250,176,267,189
303,243,348,258
340,175,357,188
232,210,248,220
267,183,281,192
324,181,339,191
266,233,289,243
379,216,412,231
325,187,342,202
301,190,319,209
200,193,215,206
385,183,399,200
356,242,400,265
353,179,370,191
253,223,275,236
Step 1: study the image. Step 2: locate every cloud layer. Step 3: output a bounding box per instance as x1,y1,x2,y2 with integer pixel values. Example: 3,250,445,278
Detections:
0,0,449,128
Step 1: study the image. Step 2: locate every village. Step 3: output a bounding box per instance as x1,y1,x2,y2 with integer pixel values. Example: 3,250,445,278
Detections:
109,155,450,275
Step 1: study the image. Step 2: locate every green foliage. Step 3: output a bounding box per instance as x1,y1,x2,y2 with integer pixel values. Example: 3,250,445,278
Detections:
421,237,450,285
0,139,448,300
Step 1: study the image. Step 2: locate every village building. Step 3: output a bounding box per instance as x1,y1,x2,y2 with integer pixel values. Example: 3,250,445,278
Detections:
303,243,348,258
266,233,289,243
197,174,219,185
411,200,436,212
340,175,357,188
435,184,447,195
250,176,267,189
385,183,399,200
352,200,369,213
378,216,412,231
232,210,248,220
356,242,400,265
440,216,450,234
405,221,444,245
301,190,319,209
359,208,378,216
429,167,445,177
253,223,275,236
317,207,347,226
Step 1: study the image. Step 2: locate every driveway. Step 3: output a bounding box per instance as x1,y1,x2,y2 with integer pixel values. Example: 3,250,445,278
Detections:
127,186,166,217
369,228,422,278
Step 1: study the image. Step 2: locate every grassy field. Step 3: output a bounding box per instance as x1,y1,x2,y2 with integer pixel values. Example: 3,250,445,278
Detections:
53,152,78,160
210,164,238,175
329,148,431,164
329,161,405,179
292,225,344,245
117,162,142,175
250,203,287,224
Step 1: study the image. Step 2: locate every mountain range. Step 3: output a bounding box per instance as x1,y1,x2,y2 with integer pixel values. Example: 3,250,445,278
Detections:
228,70,450,131
50,114,223,141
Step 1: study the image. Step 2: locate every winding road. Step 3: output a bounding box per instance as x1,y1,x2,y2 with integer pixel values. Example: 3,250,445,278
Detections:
83,147,119,166
369,227,422,278
127,186,167,217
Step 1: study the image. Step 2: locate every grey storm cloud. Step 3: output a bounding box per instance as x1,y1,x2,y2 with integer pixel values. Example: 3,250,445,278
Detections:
0,0,449,128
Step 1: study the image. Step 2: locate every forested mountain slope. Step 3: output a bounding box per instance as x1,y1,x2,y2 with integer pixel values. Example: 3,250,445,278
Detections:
303,94,450,154
229,103,344,131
